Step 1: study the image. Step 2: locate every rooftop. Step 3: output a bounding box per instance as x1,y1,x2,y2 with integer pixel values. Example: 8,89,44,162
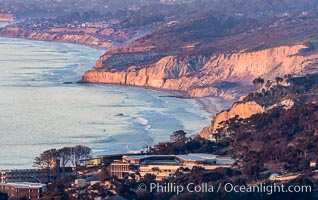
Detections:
189,153,218,160
124,155,176,160
0,182,46,188
175,155,206,162
124,154,233,163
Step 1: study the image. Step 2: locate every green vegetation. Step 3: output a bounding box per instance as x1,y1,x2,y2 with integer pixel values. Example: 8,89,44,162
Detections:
148,130,229,155
212,74,318,193
33,145,92,182
252,77,265,87
244,74,318,107
223,103,318,174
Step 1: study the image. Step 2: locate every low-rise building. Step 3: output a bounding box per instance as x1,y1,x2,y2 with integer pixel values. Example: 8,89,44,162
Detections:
0,168,59,183
0,182,46,200
110,161,130,179
111,153,235,180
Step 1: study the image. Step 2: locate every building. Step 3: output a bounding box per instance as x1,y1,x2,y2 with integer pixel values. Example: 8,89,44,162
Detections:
0,168,59,183
110,162,130,179
79,158,102,167
110,154,235,180
0,182,46,200
78,153,145,168
310,160,317,167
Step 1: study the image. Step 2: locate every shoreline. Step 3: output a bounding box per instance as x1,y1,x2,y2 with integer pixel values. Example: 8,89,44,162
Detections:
0,36,233,170
0,33,232,117
77,81,233,117
195,97,233,116
0,34,110,51
0,22,111,51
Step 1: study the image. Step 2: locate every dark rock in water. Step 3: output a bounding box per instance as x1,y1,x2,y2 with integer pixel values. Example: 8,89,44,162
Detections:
63,81,73,84
115,113,128,117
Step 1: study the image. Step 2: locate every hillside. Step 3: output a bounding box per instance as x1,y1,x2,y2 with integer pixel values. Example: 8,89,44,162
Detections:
0,1,216,49
80,12,318,99
197,74,318,191
201,73,318,139
2,0,318,19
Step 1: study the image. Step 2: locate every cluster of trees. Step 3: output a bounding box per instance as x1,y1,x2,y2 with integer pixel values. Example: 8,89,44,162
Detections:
252,77,264,87
147,130,229,155
221,103,318,178
245,74,318,108
34,145,92,177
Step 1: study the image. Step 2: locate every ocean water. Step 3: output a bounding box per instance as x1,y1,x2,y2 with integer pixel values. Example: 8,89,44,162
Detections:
0,36,218,170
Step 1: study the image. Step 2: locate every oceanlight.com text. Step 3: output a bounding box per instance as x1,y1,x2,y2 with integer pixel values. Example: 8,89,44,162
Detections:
138,182,312,195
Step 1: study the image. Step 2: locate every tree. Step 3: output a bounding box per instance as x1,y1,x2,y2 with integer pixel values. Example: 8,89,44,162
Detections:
170,130,187,143
33,149,58,182
151,167,160,175
70,145,92,166
243,160,262,180
258,77,265,85
98,167,110,182
43,179,69,200
34,145,92,181
57,147,72,177
252,77,264,87
275,76,284,84
188,166,205,185
34,149,58,168
142,173,156,184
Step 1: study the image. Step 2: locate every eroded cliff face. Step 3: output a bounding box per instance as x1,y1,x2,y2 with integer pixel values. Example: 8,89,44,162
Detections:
81,44,318,99
200,101,265,139
0,27,112,48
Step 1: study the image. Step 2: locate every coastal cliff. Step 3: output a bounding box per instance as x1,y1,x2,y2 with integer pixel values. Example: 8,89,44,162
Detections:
81,44,318,100
200,73,318,139
0,27,113,48
200,101,265,139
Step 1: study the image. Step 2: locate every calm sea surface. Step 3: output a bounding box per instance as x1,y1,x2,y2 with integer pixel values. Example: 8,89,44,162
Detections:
0,29,218,169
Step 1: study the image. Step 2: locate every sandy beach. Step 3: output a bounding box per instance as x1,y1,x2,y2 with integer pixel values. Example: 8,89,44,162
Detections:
195,97,233,117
